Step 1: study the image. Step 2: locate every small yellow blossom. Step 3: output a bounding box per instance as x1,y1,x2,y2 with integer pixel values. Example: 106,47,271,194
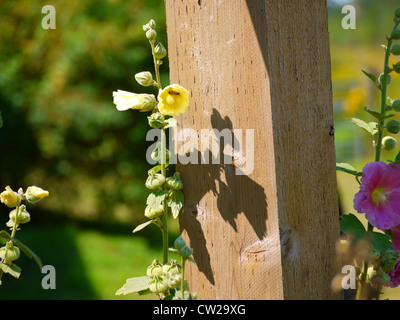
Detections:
158,84,189,116
0,186,21,208
113,90,157,112
24,186,49,203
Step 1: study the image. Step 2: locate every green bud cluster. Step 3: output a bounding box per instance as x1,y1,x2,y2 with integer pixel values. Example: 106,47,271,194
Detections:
174,235,193,260
146,259,183,294
0,185,48,284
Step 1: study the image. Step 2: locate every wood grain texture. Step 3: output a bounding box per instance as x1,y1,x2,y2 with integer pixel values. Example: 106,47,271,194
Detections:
165,0,341,299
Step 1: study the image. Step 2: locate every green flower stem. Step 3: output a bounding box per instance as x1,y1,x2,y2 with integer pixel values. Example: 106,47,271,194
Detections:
356,222,374,300
161,126,168,264
357,21,400,299
181,256,186,300
375,22,399,160
150,40,162,90
0,202,20,285
10,202,21,239
150,37,168,264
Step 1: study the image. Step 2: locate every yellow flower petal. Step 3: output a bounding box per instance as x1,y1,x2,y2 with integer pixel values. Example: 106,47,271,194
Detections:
158,84,189,116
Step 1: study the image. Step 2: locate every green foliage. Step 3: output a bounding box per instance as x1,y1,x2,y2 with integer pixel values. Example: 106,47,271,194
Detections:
0,0,168,223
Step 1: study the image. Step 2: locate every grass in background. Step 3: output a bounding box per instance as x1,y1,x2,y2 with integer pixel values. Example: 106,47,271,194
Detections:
0,217,180,300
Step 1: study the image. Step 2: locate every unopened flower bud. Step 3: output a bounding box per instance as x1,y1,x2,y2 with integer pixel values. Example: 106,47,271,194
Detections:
166,172,183,191
391,44,400,56
145,173,165,190
167,274,182,289
113,91,157,112
383,136,397,151
143,23,151,32
0,241,20,262
174,235,186,251
147,260,163,277
24,186,49,204
392,100,400,112
394,62,400,74
148,112,165,129
395,8,400,18
135,71,154,87
148,19,156,29
151,144,170,162
154,42,167,59
180,245,193,260
168,263,182,277
0,186,21,208
8,205,31,225
149,276,169,293
391,29,400,40
146,29,157,41
144,205,164,220
386,119,400,134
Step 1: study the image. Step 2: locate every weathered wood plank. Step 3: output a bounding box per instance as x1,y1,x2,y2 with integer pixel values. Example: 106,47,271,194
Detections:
165,0,341,299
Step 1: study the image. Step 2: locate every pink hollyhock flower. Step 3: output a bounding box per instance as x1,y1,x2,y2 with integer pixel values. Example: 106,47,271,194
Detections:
385,225,400,288
353,161,400,230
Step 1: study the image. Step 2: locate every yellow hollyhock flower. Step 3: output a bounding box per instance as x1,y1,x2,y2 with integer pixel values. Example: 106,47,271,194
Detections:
158,84,189,116
113,90,157,112
0,186,21,208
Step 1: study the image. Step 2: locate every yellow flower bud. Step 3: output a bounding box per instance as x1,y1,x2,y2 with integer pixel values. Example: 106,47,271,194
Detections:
24,186,49,203
113,90,157,112
157,84,190,116
144,205,164,219
135,71,154,87
0,186,21,208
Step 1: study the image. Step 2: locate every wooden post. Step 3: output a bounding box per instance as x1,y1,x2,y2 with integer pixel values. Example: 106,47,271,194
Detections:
165,0,341,299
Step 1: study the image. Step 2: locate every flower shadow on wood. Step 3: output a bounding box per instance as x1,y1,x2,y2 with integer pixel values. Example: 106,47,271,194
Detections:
177,109,268,286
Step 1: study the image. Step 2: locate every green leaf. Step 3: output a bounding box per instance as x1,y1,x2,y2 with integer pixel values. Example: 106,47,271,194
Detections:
362,69,378,86
12,238,43,270
340,213,366,239
132,219,155,233
366,231,393,254
0,262,21,279
340,214,393,254
351,118,378,135
146,190,168,212
0,230,11,245
395,150,400,163
336,163,361,176
167,190,184,219
115,276,151,296
363,108,395,121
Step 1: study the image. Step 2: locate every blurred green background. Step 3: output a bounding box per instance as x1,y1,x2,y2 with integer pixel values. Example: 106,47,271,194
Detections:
1,0,400,299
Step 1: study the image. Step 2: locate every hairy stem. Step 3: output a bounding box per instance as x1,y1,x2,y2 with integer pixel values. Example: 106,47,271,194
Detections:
161,127,168,264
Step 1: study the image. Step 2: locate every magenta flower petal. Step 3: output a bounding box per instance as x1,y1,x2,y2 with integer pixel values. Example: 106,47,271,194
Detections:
385,260,400,288
353,162,400,230
384,225,400,288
